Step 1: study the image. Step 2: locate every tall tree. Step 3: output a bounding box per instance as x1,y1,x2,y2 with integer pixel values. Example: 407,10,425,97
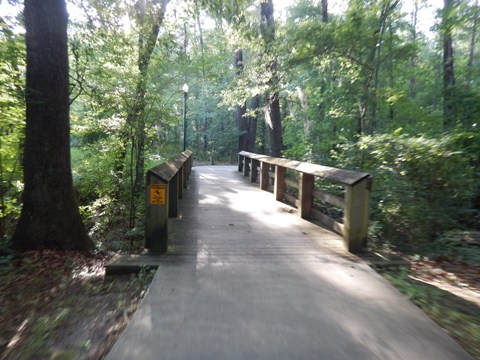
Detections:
229,0,249,153
443,0,456,126
409,0,419,98
245,95,259,152
234,48,248,151
467,0,479,87
321,0,328,23
13,0,92,251
195,2,209,155
260,0,283,156
127,0,169,228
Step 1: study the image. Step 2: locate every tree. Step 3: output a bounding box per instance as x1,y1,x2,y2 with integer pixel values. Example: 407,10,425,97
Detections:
13,0,92,251
125,0,169,228
321,0,328,23
467,0,479,87
260,0,283,156
234,48,248,151
443,0,456,126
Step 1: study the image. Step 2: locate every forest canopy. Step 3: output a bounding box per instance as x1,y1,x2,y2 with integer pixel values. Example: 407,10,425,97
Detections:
0,0,479,253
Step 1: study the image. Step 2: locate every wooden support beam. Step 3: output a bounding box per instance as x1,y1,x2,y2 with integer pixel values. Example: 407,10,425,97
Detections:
183,164,188,189
260,162,269,190
274,166,286,201
243,157,251,177
299,173,314,219
250,159,259,182
238,154,244,172
146,151,192,254
178,165,184,199
344,177,371,253
145,176,169,253
168,173,178,218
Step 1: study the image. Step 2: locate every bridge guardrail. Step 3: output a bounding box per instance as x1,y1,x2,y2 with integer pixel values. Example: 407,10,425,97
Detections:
238,151,371,253
145,150,192,253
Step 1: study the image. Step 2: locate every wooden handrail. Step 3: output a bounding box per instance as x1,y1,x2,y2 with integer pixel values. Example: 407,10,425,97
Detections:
239,151,369,185
145,150,193,253
238,151,371,253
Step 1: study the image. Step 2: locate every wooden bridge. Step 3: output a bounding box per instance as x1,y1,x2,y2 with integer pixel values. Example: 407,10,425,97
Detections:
105,153,473,360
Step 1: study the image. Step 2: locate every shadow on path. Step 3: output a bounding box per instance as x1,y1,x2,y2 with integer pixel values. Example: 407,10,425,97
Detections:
106,166,473,360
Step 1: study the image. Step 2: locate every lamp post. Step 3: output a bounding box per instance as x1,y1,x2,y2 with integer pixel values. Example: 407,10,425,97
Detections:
182,83,189,152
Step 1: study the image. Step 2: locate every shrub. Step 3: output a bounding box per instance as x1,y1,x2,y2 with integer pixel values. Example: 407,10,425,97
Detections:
332,131,479,250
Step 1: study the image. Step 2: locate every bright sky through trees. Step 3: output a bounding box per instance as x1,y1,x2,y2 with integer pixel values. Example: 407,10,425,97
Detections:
274,0,438,37
1,0,440,37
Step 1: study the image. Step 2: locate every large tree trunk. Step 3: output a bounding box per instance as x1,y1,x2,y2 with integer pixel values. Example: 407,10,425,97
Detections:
261,0,283,157
195,4,209,155
321,0,328,23
13,0,92,252
246,95,259,152
234,48,248,152
443,0,456,127
369,0,399,133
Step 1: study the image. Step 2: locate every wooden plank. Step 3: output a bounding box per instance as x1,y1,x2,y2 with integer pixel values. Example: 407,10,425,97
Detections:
285,177,299,189
183,164,188,188
300,173,314,219
243,157,250,177
274,166,286,201
260,162,269,190
284,193,299,207
312,209,344,236
251,159,259,183
148,160,179,182
168,173,178,218
238,154,244,172
313,189,345,209
239,151,369,186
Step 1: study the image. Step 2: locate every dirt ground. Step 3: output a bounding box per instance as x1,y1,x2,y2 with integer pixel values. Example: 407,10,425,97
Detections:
0,250,478,360
382,257,480,359
0,250,155,360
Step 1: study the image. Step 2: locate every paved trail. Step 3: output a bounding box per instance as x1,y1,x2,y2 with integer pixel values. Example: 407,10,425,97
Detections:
106,165,472,360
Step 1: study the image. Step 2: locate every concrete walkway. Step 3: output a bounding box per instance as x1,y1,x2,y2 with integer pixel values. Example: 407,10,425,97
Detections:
106,165,473,360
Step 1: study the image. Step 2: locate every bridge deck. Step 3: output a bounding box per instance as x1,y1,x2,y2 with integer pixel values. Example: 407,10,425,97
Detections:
106,165,472,360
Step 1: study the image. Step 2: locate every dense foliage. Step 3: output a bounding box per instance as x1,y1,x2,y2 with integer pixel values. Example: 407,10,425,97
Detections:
0,0,479,253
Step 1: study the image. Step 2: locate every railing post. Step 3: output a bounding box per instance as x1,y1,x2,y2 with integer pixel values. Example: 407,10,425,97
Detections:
145,175,169,253
344,176,371,253
250,159,259,182
260,162,269,190
169,173,179,217
274,165,286,201
243,157,251,177
238,154,244,172
145,151,192,254
299,173,314,219
183,164,188,188
178,164,184,200
187,153,192,176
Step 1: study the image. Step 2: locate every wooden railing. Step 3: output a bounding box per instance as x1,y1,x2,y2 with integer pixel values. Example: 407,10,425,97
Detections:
145,150,193,253
238,151,371,253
